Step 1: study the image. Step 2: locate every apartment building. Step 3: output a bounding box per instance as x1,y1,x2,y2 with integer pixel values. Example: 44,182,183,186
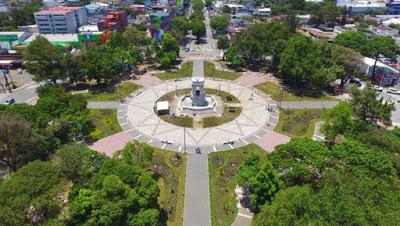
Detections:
34,7,88,34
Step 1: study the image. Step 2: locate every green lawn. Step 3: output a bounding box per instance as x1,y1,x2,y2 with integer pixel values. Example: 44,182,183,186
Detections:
152,149,186,226
89,109,122,140
202,107,242,128
209,144,267,226
204,61,241,80
159,115,194,128
87,82,142,101
274,109,327,138
255,82,335,101
155,61,193,80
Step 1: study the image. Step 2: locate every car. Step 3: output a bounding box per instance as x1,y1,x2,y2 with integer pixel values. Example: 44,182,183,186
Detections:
195,147,201,154
349,77,362,87
185,48,190,52
388,87,400,95
4,98,15,105
371,85,383,92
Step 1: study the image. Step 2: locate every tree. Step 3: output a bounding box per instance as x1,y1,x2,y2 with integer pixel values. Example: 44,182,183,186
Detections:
191,19,206,42
156,33,179,68
221,5,232,13
279,35,330,90
363,36,398,59
0,161,66,226
123,25,149,47
334,46,363,86
321,102,353,146
171,16,190,42
210,15,230,34
269,138,331,186
24,36,68,83
54,144,106,183
0,114,41,171
247,161,281,211
217,35,230,51
225,45,245,67
350,86,395,125
335,31,368,53
332,140,395,178
310,2,341,27
237,153,262,186
67,158,160,225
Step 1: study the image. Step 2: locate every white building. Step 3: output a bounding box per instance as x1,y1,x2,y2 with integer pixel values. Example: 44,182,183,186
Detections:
337,0,388,14
255,8,271,17
34,7,88,34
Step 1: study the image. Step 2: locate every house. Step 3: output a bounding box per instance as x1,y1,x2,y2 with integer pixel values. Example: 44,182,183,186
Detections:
363,57,400,86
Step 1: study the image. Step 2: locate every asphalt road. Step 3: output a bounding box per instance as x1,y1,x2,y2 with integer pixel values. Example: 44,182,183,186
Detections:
0,82,39,105
378,90,400,127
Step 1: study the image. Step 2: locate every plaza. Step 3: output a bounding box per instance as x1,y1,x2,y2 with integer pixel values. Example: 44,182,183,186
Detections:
117,61,279,153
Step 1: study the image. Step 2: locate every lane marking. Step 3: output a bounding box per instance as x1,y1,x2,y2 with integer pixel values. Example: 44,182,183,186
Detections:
262,128,268,132
254,134,261,139
242,139,248,145
213,145,217,151
229,144,233,149
147,139,153,144
135,134,142,139
178,145,182,152
161,143,166,149
238,213,253,219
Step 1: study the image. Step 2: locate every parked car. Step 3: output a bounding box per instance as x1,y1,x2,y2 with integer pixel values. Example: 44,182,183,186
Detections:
349,77,362,87
4,98,15,105
388,87,400,95
371,85,383,92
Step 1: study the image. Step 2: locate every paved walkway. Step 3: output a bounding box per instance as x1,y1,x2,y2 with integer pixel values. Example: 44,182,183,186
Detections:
90,132,133,156
130,72,162,87
235,71,277,87
256,131,291,152
118,78,277,152
193,59,204,77
280,101,338,109
183,153,211,226
312,121,325,141
231,186,253,226
87,101,120,109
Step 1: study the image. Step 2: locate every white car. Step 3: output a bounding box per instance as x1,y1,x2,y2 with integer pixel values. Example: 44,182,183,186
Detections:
371,85,383,92
388,87,400,95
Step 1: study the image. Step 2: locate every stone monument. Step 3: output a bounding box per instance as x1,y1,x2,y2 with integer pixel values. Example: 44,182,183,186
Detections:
191,77,206,106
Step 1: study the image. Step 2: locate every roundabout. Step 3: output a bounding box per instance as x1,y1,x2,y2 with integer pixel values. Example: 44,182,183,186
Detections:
117,76,279,153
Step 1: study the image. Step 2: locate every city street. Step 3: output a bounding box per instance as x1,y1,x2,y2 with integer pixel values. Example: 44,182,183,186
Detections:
379,90,400,127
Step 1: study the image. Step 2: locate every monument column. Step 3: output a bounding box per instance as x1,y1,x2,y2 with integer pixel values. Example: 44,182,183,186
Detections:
191,77,206,106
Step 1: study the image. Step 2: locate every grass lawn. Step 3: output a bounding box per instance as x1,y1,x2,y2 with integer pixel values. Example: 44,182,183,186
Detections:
202,107,242,128
151,149,186,226
155,61,193,80
274,109,327,138
255,82,335,101
204,61,241,80
208,144,267,226
89,109,122,140
87,82,142,102
159,115,194,128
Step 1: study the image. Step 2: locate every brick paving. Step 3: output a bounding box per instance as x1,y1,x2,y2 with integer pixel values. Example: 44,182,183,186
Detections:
256,131,291,152
90,132,133,157
130,72,162,86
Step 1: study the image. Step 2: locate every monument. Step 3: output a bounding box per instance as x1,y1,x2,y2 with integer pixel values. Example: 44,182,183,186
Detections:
191,76,206,106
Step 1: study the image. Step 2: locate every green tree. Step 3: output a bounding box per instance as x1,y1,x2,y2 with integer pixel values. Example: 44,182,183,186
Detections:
334,46,363,86
24,36,67,83
350,86,395,125
221,5,231,13
225,45,245,67
170,16,190,42
123,26,149,47
335,31,368,53
0,161,66,226
321,102,353,146
67,158,160,225
156,33,179,68
0,114,42,171
217,35,230,51
332,140,395,178
210,15,230,34
310,2,341,27
363,36,398,59
269,138,331,185
191,19,206,42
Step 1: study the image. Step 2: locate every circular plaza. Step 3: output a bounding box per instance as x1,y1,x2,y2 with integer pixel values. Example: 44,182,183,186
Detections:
117,77,279,153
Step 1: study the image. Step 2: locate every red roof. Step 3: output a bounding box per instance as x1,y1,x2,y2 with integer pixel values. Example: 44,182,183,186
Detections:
36,7,81,14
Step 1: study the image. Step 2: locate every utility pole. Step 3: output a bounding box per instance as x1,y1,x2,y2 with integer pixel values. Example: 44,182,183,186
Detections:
2,67,12,93
372,50,381,84
278,87,283,109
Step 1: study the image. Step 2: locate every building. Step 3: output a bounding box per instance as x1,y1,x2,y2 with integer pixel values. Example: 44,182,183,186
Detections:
255,8,271,17
24,33,81,48
0,32,32,50
363,57,400,86
98,11,128,32
368,25,399,36
337,0,388,14
34,7,88,34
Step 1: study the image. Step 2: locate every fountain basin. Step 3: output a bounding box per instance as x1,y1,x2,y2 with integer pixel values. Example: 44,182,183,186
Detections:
177,94,218,115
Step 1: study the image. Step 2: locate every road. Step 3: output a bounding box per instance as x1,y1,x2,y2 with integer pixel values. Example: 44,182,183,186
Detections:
280,101,338,109
0,82,39,104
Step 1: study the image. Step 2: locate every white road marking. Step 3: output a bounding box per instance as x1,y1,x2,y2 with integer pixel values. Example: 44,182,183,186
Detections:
161,143,166,149
147,139,153,144
229,144,233,149
262,128,268,132
213,145,217,151
135,134,142,139
120,123,128,126
254,134,261,139
238,213,253,219
241,139,248,145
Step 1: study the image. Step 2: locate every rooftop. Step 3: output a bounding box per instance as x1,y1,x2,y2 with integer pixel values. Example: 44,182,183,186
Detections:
36,6,82,14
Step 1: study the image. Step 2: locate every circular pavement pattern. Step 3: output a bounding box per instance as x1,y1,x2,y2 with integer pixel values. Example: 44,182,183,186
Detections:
117,78,279,153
